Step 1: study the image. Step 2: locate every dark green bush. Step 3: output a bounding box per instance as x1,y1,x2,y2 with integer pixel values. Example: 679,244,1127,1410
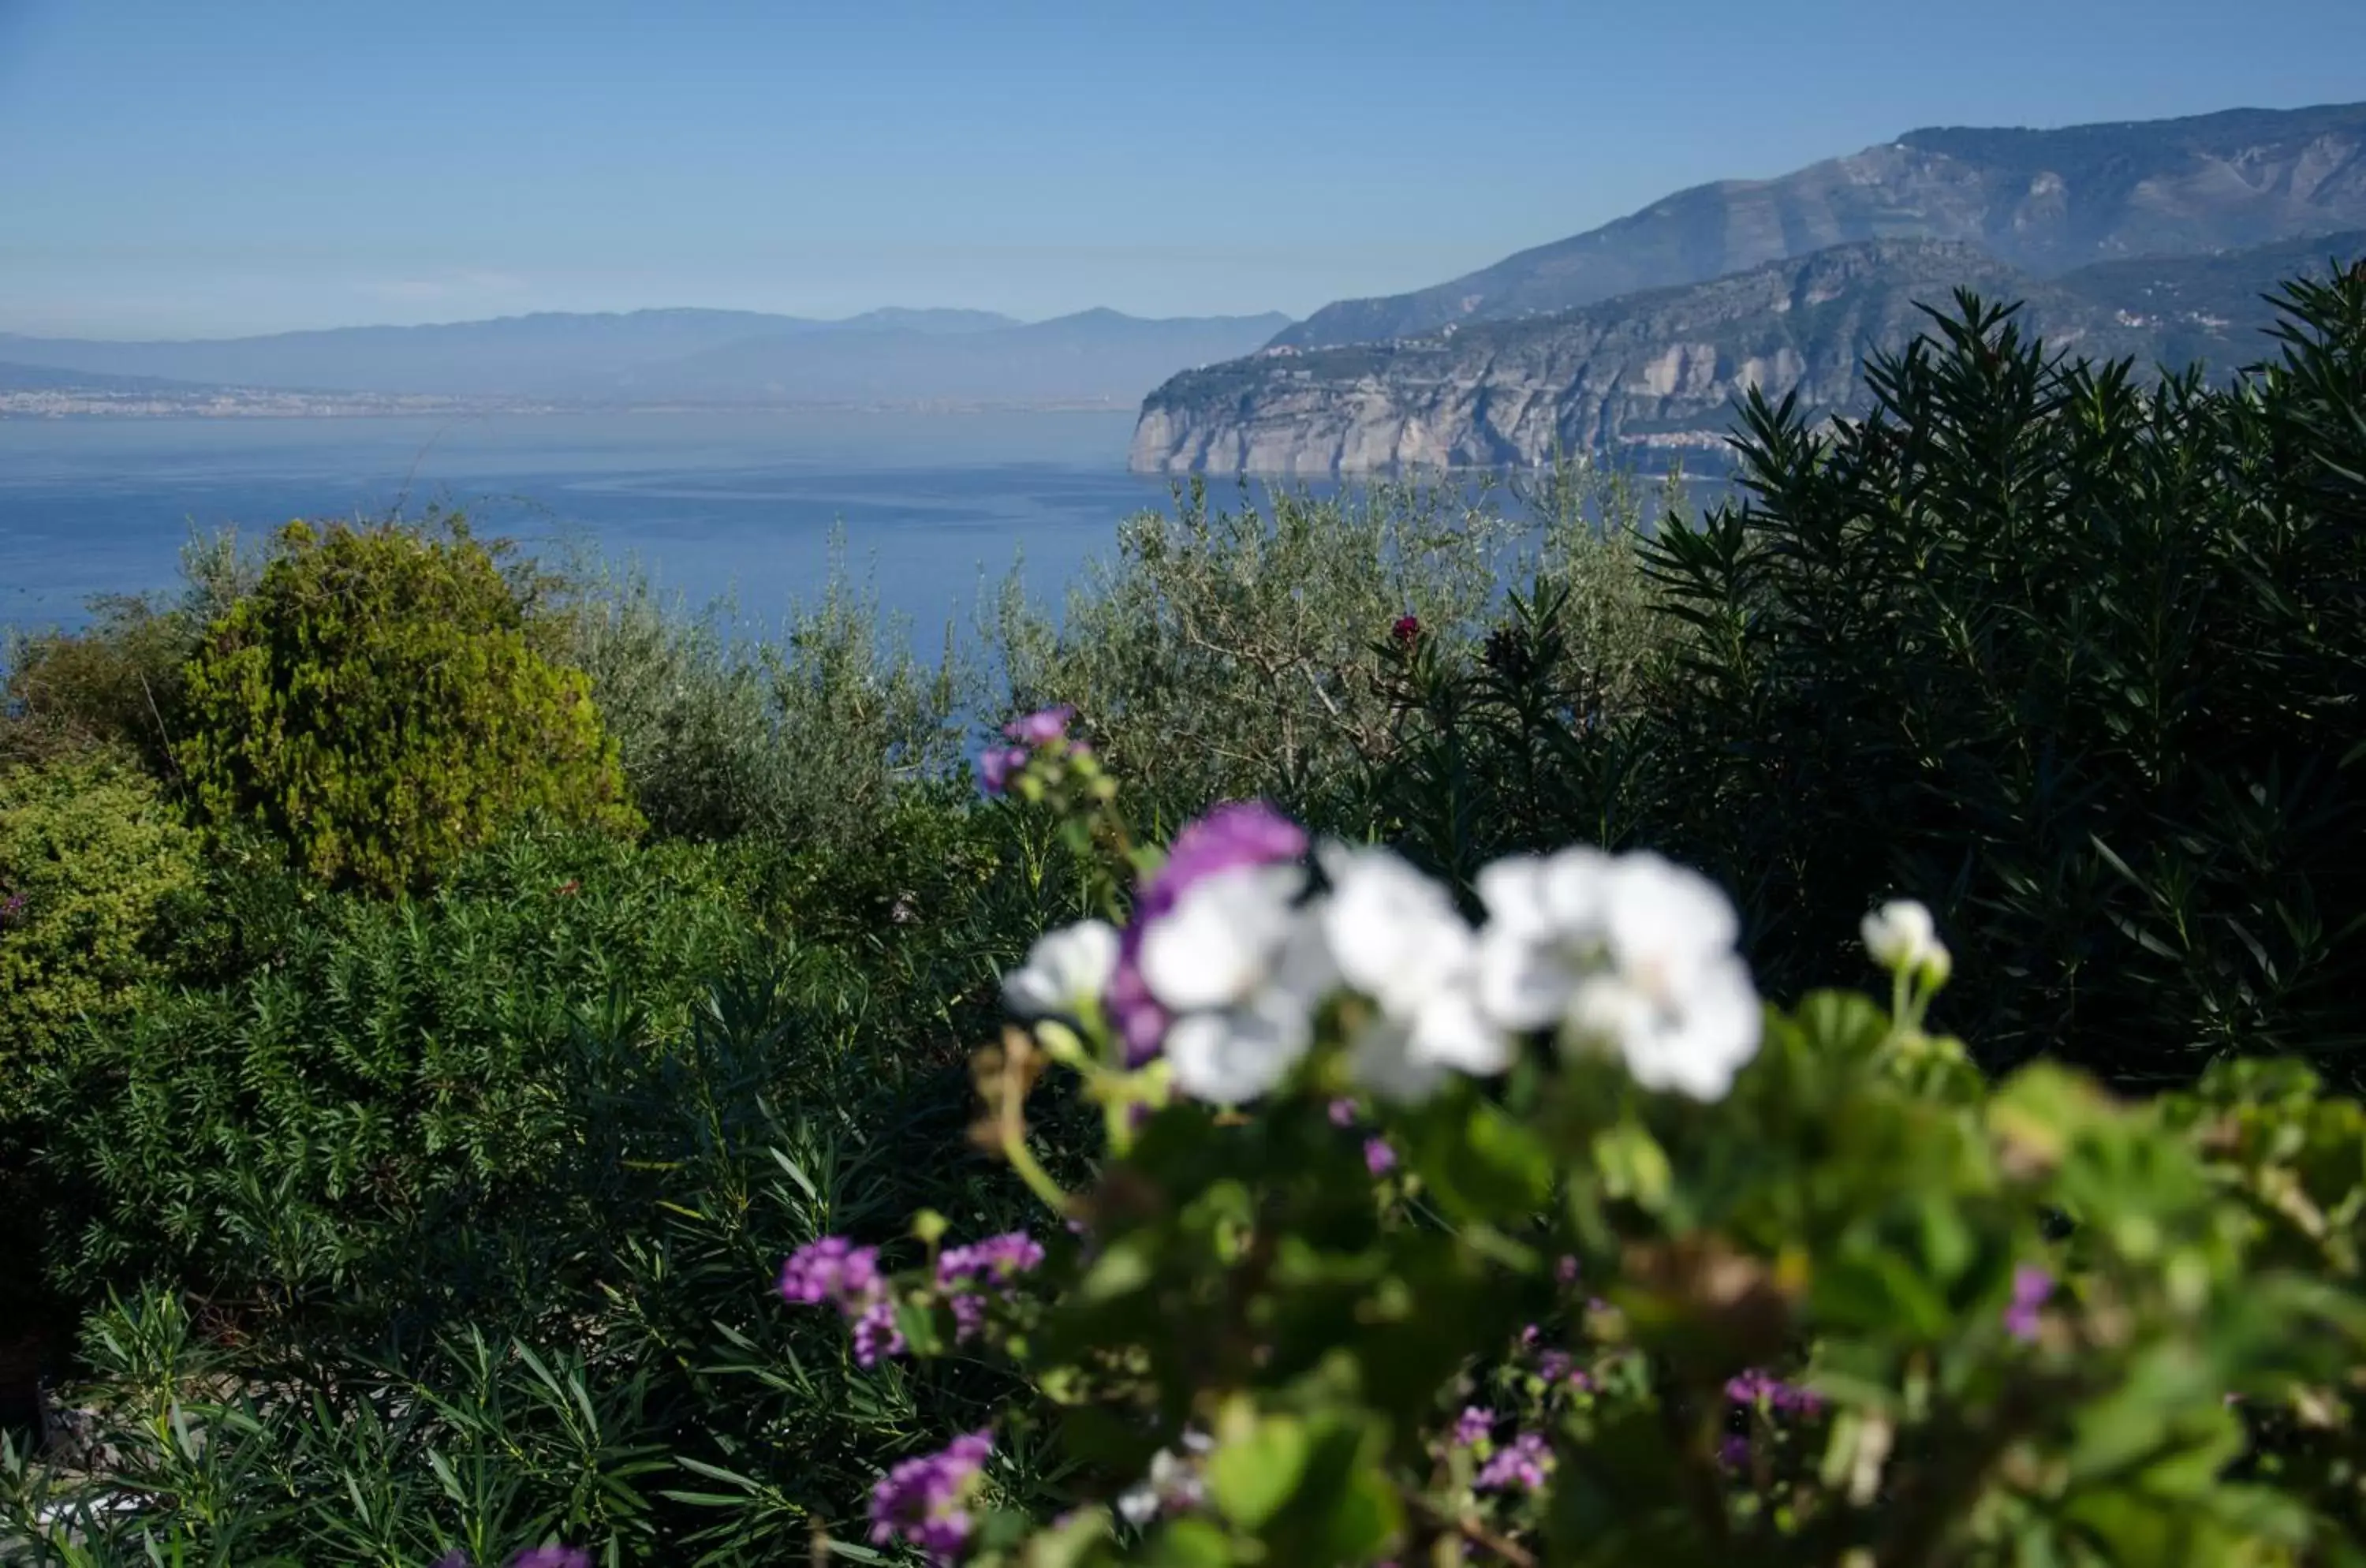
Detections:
1621,268,2366,1085
178,517,641,893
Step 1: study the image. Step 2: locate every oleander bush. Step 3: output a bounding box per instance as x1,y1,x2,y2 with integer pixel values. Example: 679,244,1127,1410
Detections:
177,516,641,893
1626,268,2366,1085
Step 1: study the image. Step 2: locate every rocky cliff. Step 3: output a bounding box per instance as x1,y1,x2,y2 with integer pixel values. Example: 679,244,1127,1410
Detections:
1271,101,2366,352
1131,233,2366,476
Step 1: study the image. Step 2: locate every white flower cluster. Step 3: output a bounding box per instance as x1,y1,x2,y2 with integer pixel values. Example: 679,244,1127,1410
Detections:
1004,838,1764,1107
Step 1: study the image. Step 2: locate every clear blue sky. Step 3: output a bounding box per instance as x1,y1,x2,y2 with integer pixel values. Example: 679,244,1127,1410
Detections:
3,0,2362,339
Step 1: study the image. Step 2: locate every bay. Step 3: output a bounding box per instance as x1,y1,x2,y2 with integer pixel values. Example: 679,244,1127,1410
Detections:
0,408,1201,640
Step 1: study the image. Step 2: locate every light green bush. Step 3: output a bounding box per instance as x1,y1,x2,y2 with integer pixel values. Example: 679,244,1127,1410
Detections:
0,746,200,1071
177,517,640,892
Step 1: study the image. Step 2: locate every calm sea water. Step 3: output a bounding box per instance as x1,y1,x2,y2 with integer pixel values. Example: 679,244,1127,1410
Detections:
0,408,1207,640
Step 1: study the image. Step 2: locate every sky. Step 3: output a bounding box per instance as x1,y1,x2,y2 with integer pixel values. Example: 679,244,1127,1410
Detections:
2,0,2363,340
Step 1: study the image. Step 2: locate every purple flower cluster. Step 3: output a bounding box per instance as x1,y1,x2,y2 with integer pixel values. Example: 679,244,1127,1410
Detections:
2004,1264,2054,1342
0,890,24,929
431,1550,589,1568
979,704,1078,795
1474,1431,1552,1492
871,1429,994,1565
1451,1406,1495,1447
1104,801,1308,1064
780,1236,905,1367
1725,1368,1822,1416
1364,1137,1398,1175
935,1230,1045,1341
1534,1350,1591,1391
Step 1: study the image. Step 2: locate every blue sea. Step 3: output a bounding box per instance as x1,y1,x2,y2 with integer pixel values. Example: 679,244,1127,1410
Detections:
0,408,1223,640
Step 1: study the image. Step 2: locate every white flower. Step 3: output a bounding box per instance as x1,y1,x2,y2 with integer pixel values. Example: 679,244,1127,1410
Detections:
1139,864,1306,1013
1165,987,1314,1105
1566,950,1762,1099
1001,919,1118,1021
1861,898,1950,984
1116,1433,1211,1526
1475,847,1761,1101
1472,847,1618,1030
1149,866,1332,1105
1317,844,1511,1099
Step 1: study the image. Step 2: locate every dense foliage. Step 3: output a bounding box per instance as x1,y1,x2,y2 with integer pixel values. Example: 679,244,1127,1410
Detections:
2,256,2364,1566
0,745,200,1074
789,743,2366,1566
1628,273,2366,1084
177,517,640,892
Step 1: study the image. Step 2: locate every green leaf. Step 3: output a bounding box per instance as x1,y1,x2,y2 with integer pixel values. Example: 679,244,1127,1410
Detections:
1206,1415,1312,1529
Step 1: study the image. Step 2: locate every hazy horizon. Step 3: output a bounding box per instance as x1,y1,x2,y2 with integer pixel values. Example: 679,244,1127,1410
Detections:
0,301,1297,348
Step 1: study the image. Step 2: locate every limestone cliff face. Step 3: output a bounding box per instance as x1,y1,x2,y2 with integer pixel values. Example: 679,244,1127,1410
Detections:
1272,101,2366,352
1129,233,2366,476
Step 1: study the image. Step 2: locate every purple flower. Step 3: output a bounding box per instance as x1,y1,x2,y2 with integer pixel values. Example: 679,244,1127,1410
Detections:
2004,1265,2054,1342
1105,801,1308,1066
979,706,1082,795
871,1429,995,1565
1474,1431,1552,1492
853,1297,907,1367
1726,1368,1821,1417
0,890,24,929
1452,1406,1494,1447
978,745,1031,795
935,1231,1046,1344
1364,1137,1398,1175
780,1236,883,1310
1719,1434,1752,1471
782,1236,906,1364
1555,1254,1580,1287
936,1231,1046,1288
1328,1097,1358,1128
1390,614,1421,648
1003,704,1076,745
509,1552,592,1568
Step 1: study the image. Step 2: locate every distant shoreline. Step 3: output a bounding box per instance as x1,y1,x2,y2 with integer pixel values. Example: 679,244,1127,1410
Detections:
0,393,1145,420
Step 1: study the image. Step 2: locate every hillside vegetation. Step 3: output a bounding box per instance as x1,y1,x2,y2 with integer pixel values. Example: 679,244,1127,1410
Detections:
1,260,2364,1566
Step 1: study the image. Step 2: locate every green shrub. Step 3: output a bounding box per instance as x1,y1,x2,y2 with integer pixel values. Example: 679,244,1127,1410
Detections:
556,539,972,850
177,517,640,892
1603,270,2366,1087
991,478,1534,826
10,803,1066,1563
0,746,200,1073
1,528,259,775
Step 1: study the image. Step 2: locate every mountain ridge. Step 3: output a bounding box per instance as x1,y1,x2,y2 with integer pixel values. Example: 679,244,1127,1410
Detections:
0,308,1293,406
1270,99,2366,351
1133,231,2366,475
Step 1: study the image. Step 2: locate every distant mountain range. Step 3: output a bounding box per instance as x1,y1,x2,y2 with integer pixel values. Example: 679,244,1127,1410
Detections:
1131,230,2366,475
1136,99,2366,472
0,307,1293,409
1271,101,2366,352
